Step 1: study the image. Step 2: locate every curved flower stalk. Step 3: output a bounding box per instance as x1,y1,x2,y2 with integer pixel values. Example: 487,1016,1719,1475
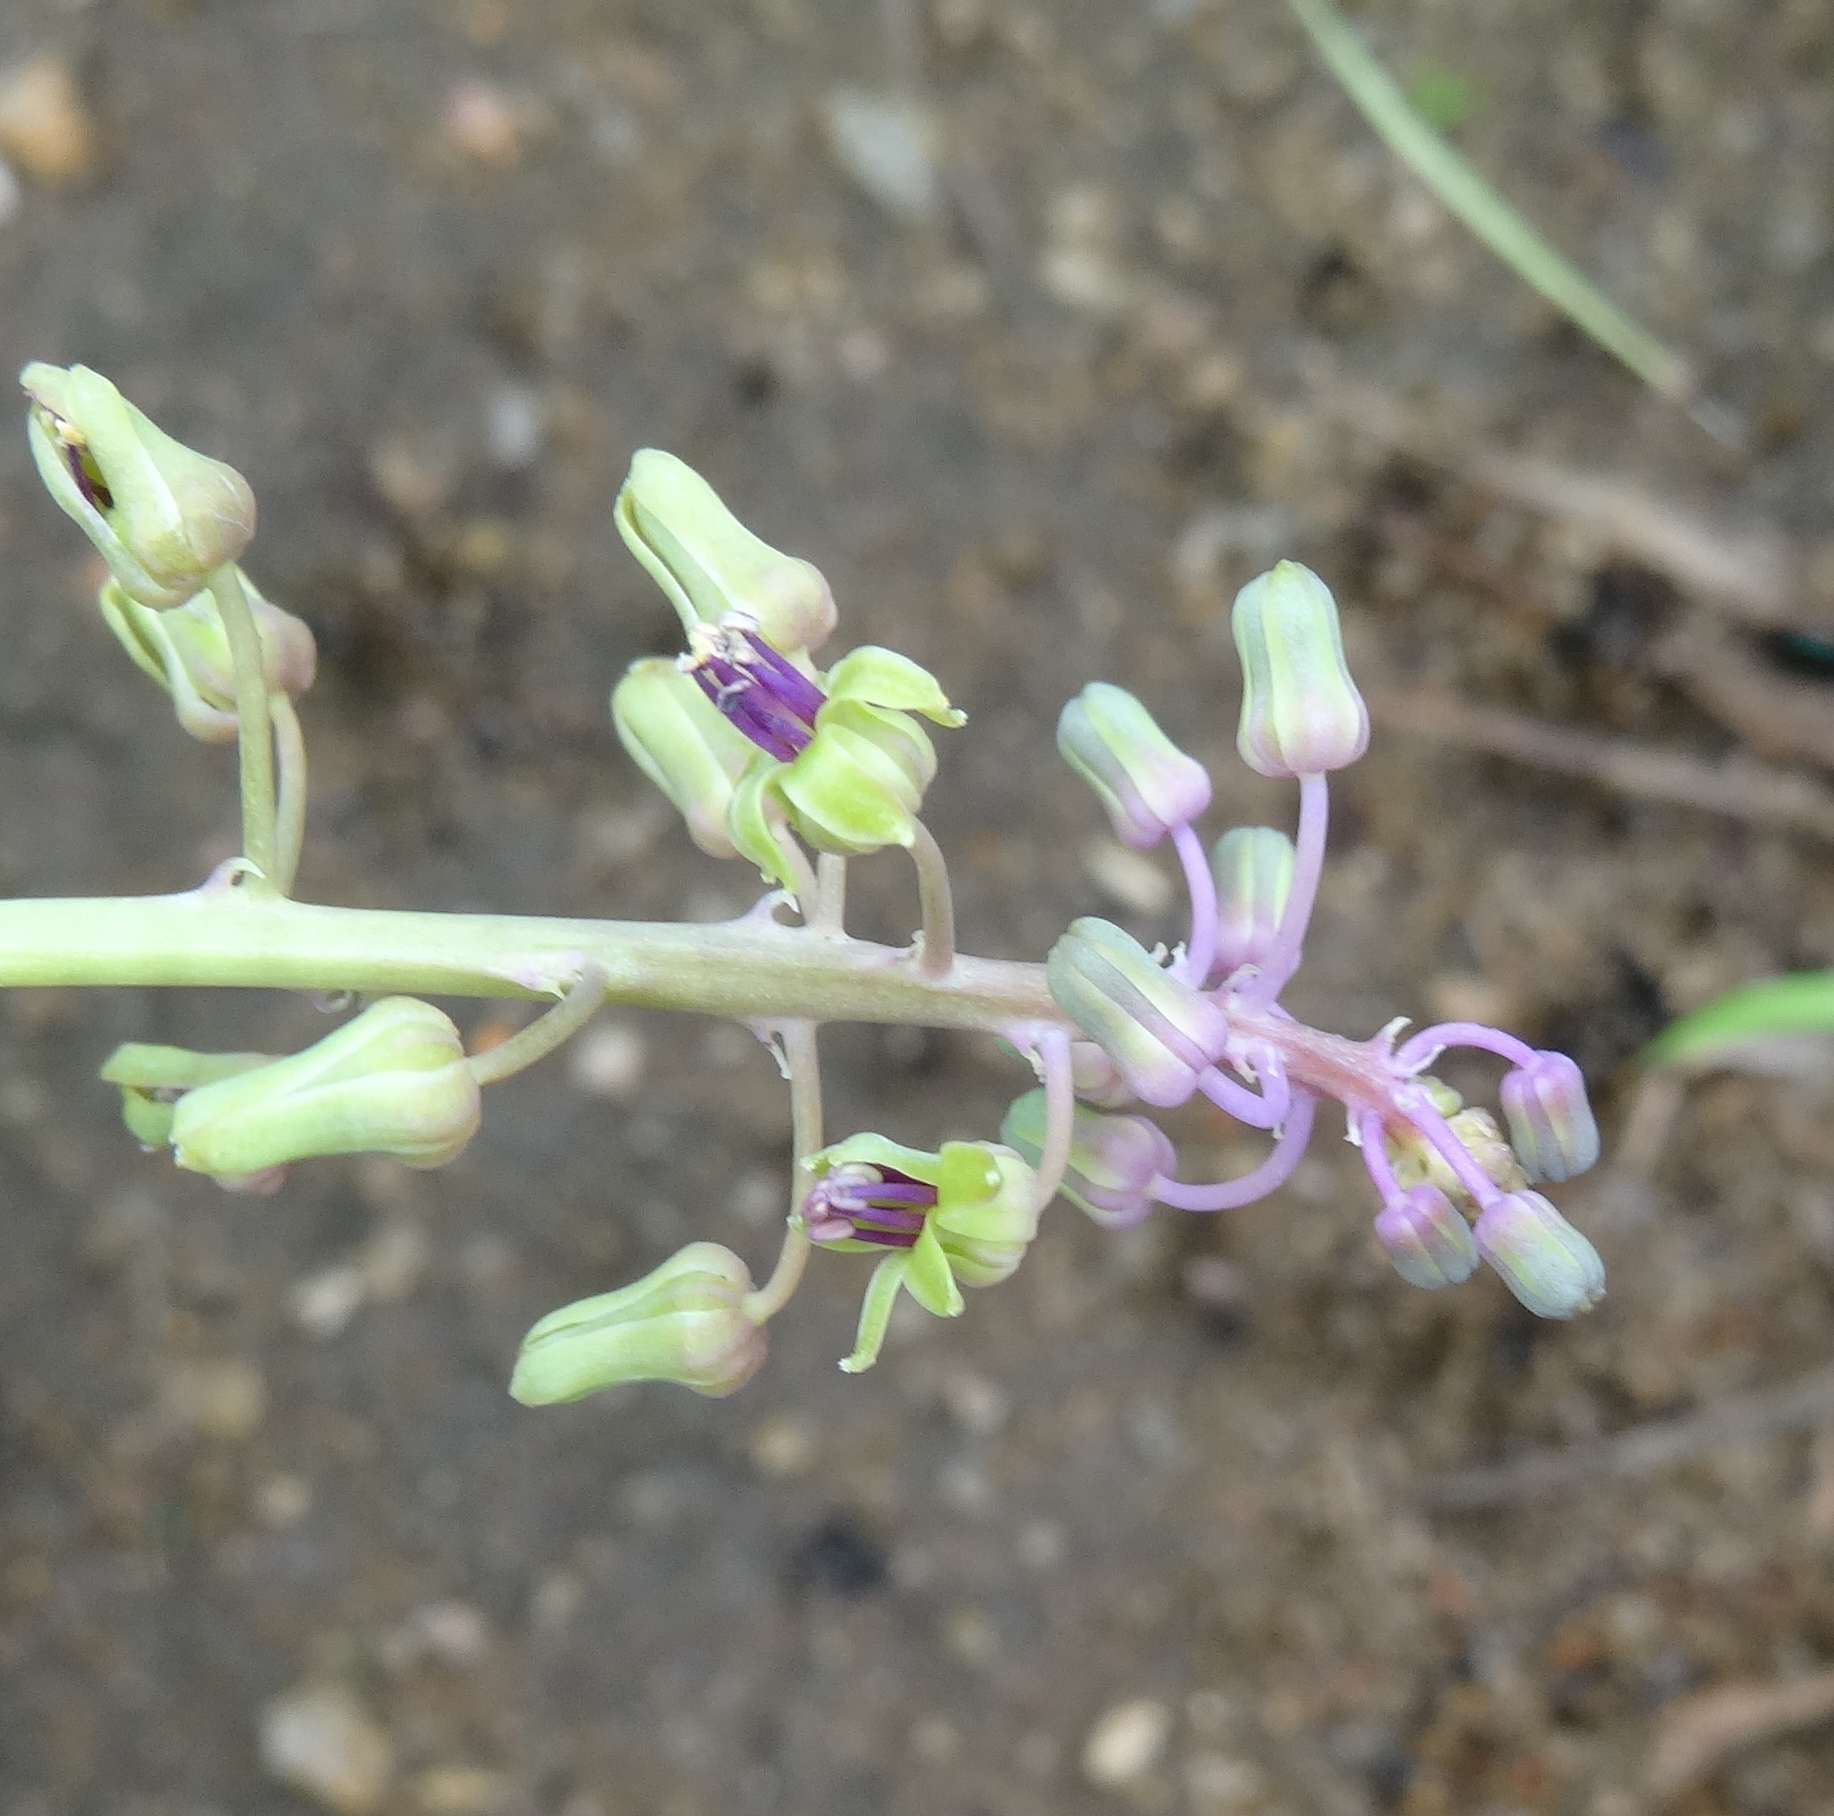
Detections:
16,373,1606,1409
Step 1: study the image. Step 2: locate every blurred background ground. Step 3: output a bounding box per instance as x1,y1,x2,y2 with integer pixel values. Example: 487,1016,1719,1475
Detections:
3,1,1834,1813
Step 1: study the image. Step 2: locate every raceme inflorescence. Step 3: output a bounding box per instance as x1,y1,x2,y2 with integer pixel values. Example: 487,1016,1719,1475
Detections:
14,364,1604,1405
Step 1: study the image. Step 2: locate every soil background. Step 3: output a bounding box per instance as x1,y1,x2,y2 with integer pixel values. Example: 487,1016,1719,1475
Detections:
4,3,1834,1815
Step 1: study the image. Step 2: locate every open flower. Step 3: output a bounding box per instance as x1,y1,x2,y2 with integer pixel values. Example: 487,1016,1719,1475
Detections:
803,1133,1039,1373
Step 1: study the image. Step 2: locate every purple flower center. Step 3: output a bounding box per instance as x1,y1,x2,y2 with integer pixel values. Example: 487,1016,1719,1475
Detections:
804,1161,938,1249
682,618,826,762
41,411,113,512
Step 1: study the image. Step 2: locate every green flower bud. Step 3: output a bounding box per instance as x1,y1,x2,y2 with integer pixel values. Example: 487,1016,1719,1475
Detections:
612,657,759,858
22,362,257,609
1056,683,1212,851
1208,826,1295,981
98,572,317,744
616,448,837,652
1001,1088,1174,1228
168,998,481,1179
509,1241,769,1403
1047,917,1232,1108
1231,561,1369,777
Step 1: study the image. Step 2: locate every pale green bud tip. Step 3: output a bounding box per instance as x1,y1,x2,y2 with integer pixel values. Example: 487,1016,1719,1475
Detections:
616,449,837,653
1373,1185,1479,1289
21,362,257,609
510,1242,768,1403
168,998,480,1178
1056,683,1211,851
1208,826,1295,981
1473,1191,1605,1318
612,657,757,858
1047,917,1231,1109
1230,561,1369,777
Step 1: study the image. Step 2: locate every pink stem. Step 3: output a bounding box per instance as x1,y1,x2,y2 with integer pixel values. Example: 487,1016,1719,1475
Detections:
1395,1020,1537,1074
1152,1090,1317,1212
1171,822,1218,986
1243,773,1327,1005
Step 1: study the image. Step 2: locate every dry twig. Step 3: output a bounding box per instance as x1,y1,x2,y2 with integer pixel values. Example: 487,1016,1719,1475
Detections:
1422,1361,1834,1513
1366,686,1834,842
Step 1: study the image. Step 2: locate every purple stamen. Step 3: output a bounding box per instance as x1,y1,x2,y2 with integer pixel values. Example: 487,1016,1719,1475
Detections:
61,432,113,511
805,1161,940,1249
684,618,826,761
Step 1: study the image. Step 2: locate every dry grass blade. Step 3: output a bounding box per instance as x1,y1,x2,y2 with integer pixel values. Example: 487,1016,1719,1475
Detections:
1645,1669,1834,1799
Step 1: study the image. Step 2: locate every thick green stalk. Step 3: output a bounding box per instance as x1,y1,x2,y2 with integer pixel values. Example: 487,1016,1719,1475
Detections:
207,563,279,885
0,886,1061,1033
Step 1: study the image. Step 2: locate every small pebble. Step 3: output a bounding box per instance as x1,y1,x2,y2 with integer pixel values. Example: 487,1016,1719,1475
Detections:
0,54,97,183
1184,1750,1266,1811
821,87,941,222
569,1019,647,1100
259,1682,395,1816
745,1411,817,1479
407,1767,510,1816
291,1264,366,1340
441,78,523,168
0,156,20,225
163,1358,266,1442
1082,1697,1171,1788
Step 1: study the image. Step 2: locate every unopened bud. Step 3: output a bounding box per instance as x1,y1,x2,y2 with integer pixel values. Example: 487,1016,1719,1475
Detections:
612,656,758,858
101,1041,273,1150
616,448,836,652
1231,561,1369,777
168,998,480,1179
1056,683,1211,850
1373,1184,1479,1289
1501,1051,1600,1183
1001,1088,1173,1228
22,362,256,609
1473,1190,1605,1318
1208,826,1295,980
509,1241,768,1403
1070,1039,1136,1108
1048,917,1231,1108
98,572,317,744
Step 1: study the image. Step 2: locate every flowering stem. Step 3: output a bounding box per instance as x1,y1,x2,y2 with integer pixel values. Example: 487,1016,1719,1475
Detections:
1172,822,1218,985
271,692,307,898
908,819,955,977
1357,1108,1403,1200
1029,1026,1075,1214
465,959,610,1086
207,563,277,887
771,819,821,913
743,1019,822,1323
1399,1088,1505,1208
1153,1090,1318,1211
1246,772,1329,1004
813,854,849,934
1196,1053,1289,1130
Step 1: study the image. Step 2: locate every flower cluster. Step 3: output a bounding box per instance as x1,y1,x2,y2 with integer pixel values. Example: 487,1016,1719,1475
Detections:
17,363,1602,1411
516,488,1604,1406
1026,563,1604,1320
